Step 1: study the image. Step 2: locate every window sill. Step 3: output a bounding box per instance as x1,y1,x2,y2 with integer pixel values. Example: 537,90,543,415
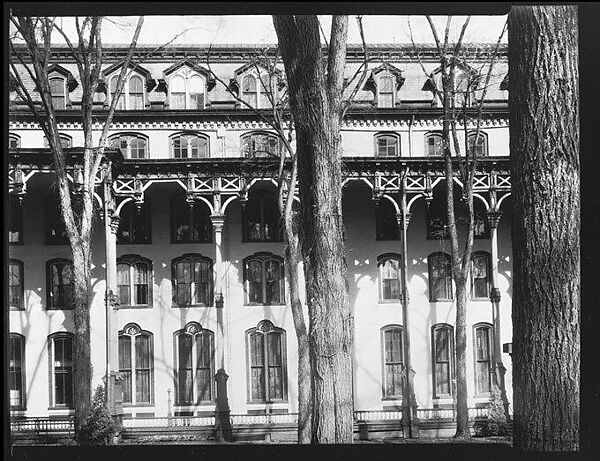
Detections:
429,299,453,303
48,406,74,411
46,307,74,311
171,304,213,309
173,402,216,409
119,305,152,309
171,240,213,245
247,400,289,405
117,241,152,245
381,397,403,402
377,301,402,306
470,297,491,302
244,303,286,308
122,403,154,408
9,307,25,312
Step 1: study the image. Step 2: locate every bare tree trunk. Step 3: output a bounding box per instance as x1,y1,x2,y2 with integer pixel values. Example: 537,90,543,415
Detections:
71,238,93,438
273,15,354,443
508,5,580,451
454,281,469,437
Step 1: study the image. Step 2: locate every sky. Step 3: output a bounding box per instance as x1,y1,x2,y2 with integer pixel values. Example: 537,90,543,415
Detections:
48,15,508,46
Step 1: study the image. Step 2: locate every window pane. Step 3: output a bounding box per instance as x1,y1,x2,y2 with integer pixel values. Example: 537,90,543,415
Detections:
117,264,131,305
9,263,22,309
9,337,23,407
50,78,65,109
177,335,193,404
189,76,204,109
135,335,151,403
119,335,132,403
171,93,186,110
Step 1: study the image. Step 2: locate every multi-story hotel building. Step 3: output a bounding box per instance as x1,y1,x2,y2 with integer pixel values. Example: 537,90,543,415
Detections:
8,43,512,441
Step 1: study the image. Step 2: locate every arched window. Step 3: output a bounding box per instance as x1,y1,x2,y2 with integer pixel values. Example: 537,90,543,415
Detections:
428,252,453,302
109,133,148,159
9,259,24,311
425,132,444,157
241,74,258,107
174,322,214,405
375,133,400,157
169,74,205,110
9,196,23,244
48,332,74,407
243,188,281,242
44,133,73,149
378,254,402,302
378,75,395,108
117,200,151,244
244,253,284,306
49,77,66,109
241,132,279,158
117,255,153,308
46,259,74,310
9,134,21,149
474,323,494,395
170,75,186,109
110,74,145,110
171,254,213,307
375,199,400,240
171,133,209,159
381,325,404,398
119,323,154,405
432,324,454,398
109,75,125,110
471,252,491,299
170,196,212,243
45,192,68,245
9,334,26,409
246,320,287,402
467,131,488,157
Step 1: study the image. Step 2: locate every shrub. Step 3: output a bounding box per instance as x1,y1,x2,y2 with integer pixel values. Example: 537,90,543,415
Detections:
79,384,117,445
482,384,507,436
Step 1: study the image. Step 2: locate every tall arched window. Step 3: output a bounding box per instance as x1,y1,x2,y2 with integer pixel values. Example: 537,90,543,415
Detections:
170,75,186,109
119,323,154,405
49,77,66,109
9,259,24,311
110,74,145,110
49,332,74,407
117,200,151,244
428,252,453,302
174,322,214,405
170,196,212,243
471,252,491,299
432,324,454,398
378,75,395,108
9,196,23,244
467,131,488,157
171,133,209,159
244,253,284,306
117,255,153,308
375,199,400,240
425,132,444,156
241,74,258,107
375,133,400,157
9,333,26,409
171,254,213,307
378,254,402,302
381,325,404,398
474,323,493,395
46,259,74,310
243,186,281,242
246,320,287,402
45,193,69,244
241,132,279,158
109,133,148,159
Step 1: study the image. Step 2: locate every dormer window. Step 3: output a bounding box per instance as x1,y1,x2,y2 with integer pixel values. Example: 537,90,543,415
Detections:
109,74,146,110
378,75,395,108
467,131,488,157
241,74,258,107
49,77,66,109
169,74,205,110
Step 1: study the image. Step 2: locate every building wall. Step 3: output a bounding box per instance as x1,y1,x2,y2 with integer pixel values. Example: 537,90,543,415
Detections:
9,155,513,418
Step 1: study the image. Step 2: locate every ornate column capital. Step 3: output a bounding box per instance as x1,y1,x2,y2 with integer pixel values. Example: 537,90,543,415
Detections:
490,287,501,303
395,212,412,229
210,213,226,232
486,210,503,229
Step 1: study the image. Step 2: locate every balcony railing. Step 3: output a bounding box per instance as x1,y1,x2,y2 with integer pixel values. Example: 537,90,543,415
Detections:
11,407,497,433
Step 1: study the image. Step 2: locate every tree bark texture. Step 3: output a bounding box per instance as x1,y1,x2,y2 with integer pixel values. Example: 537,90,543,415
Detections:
509,5,580,451
454,282,469,437
273,15,354,443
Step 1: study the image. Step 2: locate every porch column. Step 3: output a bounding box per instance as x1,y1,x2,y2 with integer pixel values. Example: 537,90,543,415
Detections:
486,210,510,420
210,212,232,441
397,186,419,438
103,181,123,426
